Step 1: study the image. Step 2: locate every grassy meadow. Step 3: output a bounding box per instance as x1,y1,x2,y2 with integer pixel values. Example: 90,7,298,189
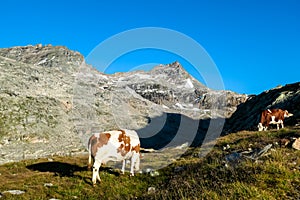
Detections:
0,128,299,199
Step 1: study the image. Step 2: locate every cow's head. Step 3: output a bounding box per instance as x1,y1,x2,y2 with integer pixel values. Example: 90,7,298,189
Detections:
284,110,293,118
258,123,264,131
258,122,269,131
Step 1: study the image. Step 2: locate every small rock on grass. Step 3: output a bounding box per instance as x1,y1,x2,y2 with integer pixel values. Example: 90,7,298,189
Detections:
292,138,300,150
44,183,54,187
2,190,25,195
148,187,156,194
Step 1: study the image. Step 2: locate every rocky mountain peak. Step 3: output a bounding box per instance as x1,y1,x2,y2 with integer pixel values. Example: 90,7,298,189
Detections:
149,61,200,87
0,44,84,71
155,61,186,74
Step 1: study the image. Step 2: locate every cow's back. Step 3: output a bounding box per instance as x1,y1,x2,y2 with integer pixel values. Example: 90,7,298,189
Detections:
91,129,140,163
120,129,140,147
103,129,140,150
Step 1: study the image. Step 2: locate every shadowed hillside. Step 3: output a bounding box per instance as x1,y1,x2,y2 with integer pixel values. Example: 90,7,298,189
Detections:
224,82,300,134
137,112,224,149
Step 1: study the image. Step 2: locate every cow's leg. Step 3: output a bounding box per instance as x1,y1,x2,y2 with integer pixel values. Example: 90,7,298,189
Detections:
92,160,101,185
134,154,140,171
130,157,135,176
121,160,126,174
280,120,284,129
130,153,140,176
276,120,283,130
258,123,264,131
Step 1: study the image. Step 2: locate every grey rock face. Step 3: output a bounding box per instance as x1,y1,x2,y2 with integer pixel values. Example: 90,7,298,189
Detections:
0,45,85,164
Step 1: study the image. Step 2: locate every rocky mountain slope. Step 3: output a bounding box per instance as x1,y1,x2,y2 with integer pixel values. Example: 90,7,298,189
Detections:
0,45,84,164
224,82,300,133
0,44,246,164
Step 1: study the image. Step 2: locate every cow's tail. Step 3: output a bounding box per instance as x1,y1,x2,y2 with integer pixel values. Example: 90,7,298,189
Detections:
87,137,93,170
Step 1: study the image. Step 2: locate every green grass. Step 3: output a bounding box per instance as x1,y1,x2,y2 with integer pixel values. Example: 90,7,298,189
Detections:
0,128,299,199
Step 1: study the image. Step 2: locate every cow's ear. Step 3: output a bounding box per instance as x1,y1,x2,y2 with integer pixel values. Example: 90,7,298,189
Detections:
105,133,111,140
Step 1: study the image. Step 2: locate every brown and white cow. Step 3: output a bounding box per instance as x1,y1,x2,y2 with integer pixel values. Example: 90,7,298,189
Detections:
258,109,293,131
88,129,140,185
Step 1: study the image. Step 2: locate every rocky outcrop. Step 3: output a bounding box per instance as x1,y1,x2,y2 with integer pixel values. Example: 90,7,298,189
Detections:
224,82,300,133
0,45,247,164
0,45,84,164
0,44,83,69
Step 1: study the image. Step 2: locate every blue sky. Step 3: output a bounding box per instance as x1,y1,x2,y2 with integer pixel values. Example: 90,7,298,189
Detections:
1,0,299,94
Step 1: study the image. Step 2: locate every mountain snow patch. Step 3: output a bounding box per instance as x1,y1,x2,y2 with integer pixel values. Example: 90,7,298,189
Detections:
185,78,194,89
175,103,184,109
135,73,151,79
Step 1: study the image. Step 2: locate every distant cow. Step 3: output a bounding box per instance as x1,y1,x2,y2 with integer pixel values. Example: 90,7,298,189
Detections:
258,109,293,131
88,129,140,185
